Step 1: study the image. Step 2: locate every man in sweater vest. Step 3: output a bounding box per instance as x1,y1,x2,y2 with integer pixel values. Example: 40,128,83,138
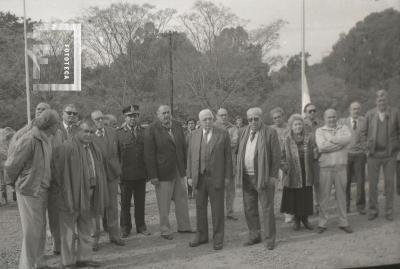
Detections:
361,89,400,221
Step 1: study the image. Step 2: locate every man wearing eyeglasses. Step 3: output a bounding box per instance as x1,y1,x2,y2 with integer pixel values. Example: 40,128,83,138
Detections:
215,108,239,221
236,107,281,250
187,109,232,250
60,104,80,140
91,110,124,251
303,103,322,215
117,105,151,238
52,119,107,268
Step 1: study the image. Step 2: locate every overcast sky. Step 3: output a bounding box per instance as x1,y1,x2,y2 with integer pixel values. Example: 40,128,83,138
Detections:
1,0,399,64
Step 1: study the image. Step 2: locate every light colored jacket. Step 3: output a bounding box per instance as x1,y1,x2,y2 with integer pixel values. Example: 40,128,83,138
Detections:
5,126,52,196
315,124,351,167
338,116,367,155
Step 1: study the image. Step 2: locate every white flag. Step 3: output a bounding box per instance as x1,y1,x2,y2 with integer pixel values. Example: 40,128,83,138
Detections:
301,70,311,115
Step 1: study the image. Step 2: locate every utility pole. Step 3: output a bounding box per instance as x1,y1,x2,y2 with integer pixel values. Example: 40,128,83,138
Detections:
168,31,174,116
23,0,31,123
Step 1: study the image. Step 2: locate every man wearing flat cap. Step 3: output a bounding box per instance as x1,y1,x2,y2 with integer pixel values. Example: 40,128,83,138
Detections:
117,105,151,237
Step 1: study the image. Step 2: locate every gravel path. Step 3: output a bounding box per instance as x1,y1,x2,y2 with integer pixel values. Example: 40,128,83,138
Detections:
1,182,399,269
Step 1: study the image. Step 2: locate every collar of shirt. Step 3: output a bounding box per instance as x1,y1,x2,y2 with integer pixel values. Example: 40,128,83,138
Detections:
378,111,386,121
203,128,213,136
63,121,69,130
96,128,105,136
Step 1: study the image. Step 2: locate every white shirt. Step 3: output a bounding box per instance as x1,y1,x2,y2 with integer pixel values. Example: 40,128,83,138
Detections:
63,121,69,130
378,111,386,122
244,131,258,175
202,128,213,143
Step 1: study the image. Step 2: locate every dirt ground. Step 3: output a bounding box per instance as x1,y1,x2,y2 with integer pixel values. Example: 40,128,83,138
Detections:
1,182,399,269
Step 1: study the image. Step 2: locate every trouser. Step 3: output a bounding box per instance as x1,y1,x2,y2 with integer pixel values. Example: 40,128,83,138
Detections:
242,173,276,243
17,188,48,269
346,153,366,212
318,165,348,228
60,211,93,266
120,180,147,234
48,185,61,252
225,177,235,217
0,167,7,203
195,174,224,245
95,179,120,240
397,161,400,195
155,175,191,235
367,156,396,216
313,160,320,210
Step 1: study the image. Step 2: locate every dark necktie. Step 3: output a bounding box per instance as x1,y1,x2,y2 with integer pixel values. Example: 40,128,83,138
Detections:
66,125,72,135
250,131,256,142
352,119,357,130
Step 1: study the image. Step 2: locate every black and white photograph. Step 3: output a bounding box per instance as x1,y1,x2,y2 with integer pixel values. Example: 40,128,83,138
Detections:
0,0,399,268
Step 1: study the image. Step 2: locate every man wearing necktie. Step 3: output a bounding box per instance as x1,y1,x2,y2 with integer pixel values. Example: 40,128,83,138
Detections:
91,110,124,251
144,105,193,240
236,107,281,250
338,102,367,215
117,105,151,238
187,109,232,251
60,104,80,140
52,119,108,268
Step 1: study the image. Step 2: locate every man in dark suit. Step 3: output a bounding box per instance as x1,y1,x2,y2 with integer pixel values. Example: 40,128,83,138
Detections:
117,105,151,238
187,109,232,250
236,107,281,250
144,105,193,240
361,89,400,221
338,101,367,215
91,110,125,250
59,104,80,140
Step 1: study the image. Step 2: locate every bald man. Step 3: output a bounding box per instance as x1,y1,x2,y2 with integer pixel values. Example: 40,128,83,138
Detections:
315,109,352,234
215,108,238,220
144,105,193,240
187,109,232,250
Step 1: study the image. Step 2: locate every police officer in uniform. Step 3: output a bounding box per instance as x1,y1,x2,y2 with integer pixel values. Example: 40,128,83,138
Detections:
117,105,151,237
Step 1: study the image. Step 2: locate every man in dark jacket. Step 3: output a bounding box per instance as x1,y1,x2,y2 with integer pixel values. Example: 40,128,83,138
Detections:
91,110,125,250
117,105,151,237
144,105,193,240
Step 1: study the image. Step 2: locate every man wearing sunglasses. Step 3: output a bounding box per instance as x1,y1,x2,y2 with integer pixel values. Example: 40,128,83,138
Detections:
236,107,281,250
60,104,80,140
53,119,108,268
303,103,322,215
117,105,151,238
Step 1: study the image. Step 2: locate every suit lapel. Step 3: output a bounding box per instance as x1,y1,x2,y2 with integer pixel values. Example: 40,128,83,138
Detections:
195,129,203,160
208,127,218,154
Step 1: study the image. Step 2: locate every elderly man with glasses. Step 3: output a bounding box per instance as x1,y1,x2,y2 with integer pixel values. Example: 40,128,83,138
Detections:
236,107,281,250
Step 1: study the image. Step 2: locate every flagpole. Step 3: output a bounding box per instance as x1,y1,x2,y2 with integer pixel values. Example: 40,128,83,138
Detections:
301,0,305,107
23,0,31,124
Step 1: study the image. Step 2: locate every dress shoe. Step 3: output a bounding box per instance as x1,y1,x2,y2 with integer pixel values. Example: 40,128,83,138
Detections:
61,265,77,269
316,226,326,234
110,238,125,246
368,213,378,221
161,234,173,240
53,250,61,255
265,240,275,250
121,231,130,238
227,215,238,221
76,260,101,268
339,226,353,233
92,242,99,252
178,230,196,234
385,214,394,221
37,266,59,269
213,243,223,250
189,240,208,247
243,237,261,246
138,229,151,236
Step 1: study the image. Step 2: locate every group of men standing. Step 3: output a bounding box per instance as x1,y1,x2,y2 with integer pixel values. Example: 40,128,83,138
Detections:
2,88,399,268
